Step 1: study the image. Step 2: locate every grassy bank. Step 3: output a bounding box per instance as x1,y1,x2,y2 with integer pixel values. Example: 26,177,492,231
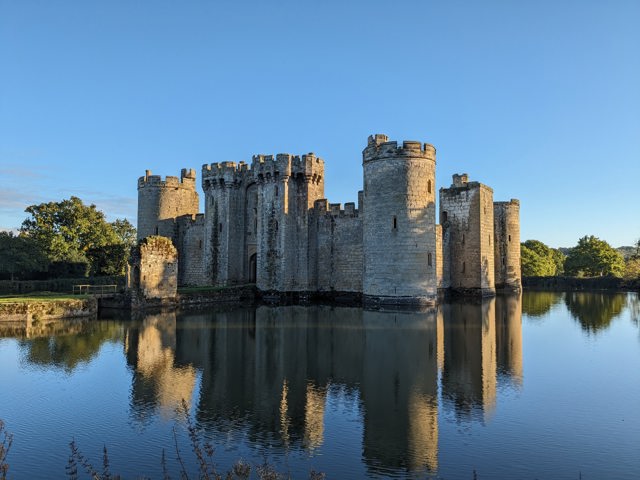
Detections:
0,293,91,303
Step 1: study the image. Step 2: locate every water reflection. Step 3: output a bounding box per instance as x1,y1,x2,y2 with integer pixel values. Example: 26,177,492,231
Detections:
564,292,627,333
125,311,198,422
13,321,123,372
5,296,526,477
521,291,563,318
114,296,522,476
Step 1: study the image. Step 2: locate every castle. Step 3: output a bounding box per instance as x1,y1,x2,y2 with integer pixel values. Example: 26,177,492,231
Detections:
134,134,521,306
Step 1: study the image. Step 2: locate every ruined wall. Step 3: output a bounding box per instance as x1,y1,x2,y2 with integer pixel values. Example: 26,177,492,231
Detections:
132,236,178,300
493,200,521,291
312,201,363,293
137,169,199,241
362,135,437,305
176,214,206,286
440,175,495,295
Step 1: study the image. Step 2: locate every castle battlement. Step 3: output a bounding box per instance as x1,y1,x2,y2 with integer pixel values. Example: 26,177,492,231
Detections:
314,199,358,217
494,199,520,207
138,169,198,190
201,161,250,189
176,213,205,226
441,174,494,194
136,133,521,302
363,134,436,163
251,152,324,182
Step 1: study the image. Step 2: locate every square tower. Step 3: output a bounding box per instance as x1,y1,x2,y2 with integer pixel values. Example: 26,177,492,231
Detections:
440,174,495,296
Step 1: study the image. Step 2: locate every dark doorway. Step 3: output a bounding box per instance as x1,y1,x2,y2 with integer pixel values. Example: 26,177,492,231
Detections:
249,253,257,283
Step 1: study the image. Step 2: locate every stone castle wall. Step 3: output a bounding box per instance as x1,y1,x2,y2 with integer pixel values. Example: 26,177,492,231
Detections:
312,201,363,293
135,134,521,303
176,214,207,286
130,236,178,301
362,135,438,306
440,175,495,295
493,200,521,291
137,169,199,241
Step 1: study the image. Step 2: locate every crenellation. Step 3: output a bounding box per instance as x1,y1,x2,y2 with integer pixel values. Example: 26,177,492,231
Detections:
135,133,520,304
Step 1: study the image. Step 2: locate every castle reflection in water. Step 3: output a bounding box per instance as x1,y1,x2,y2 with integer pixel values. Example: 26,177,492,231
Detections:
122,295,523,476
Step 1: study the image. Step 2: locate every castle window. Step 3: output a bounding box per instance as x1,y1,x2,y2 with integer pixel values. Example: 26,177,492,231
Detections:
393,216,397,230
275,185,279,197
219,223,223,233
254,218,257,232
462,262,466,273
428,252,432,266
489,234,491,245
508,234,511,242
275,221,279,231
428,179,432,194
462,234,465,244
442,211,448,223
199,240,202,249
155,226,159,235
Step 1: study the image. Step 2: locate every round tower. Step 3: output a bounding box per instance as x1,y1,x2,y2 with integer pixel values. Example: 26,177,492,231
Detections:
137,168,199,241
493,200,521,291
362,134,438,306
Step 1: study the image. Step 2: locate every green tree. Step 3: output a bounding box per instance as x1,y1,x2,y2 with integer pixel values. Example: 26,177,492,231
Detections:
0,232,49,280
520,239,563,276
564,292,626,333
111,218,137,246
564,235,625,277
624,257,640,281
20,197,133,277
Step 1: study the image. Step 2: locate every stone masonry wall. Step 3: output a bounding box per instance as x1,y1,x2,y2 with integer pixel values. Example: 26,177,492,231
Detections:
137,169,199,241
202,162,248,285
440,175,495,295
176,214,206,286
362,135,437,305
133,236,178,300
493,200,521,291
137,134,520,302
313,201,363,293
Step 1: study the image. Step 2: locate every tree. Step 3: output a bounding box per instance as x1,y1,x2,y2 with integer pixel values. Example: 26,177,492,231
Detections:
564,235,625,277
111,219,137,246
520,239,564,276
625,257,640,281
0,232,49,280
20,197,133,277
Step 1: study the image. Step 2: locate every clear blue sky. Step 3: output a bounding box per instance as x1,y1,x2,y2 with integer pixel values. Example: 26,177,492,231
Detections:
1,0,638,248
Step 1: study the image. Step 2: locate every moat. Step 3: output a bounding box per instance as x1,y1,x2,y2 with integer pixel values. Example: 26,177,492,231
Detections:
1,292,639,479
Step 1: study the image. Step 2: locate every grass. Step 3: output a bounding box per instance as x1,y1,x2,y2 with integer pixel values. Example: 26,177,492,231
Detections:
0,292,91,303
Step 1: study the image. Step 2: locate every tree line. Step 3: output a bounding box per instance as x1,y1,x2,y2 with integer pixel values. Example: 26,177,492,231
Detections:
521,236,640,280
0,196,136,280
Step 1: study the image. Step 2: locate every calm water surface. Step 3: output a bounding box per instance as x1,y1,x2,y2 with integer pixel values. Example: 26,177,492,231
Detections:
1,292,639,479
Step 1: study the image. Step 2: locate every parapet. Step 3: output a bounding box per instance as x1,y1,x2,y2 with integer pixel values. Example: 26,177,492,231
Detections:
313,199,359,217
138,169,198,190
494,199,520,207
176,213,206,227
452,173,469,187
201,161,250,189
441,174,493,192
251,152,324,183
363,133,436,163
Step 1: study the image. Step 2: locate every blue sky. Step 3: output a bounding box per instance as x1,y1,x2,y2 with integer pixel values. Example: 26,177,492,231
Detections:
1,0,638,248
